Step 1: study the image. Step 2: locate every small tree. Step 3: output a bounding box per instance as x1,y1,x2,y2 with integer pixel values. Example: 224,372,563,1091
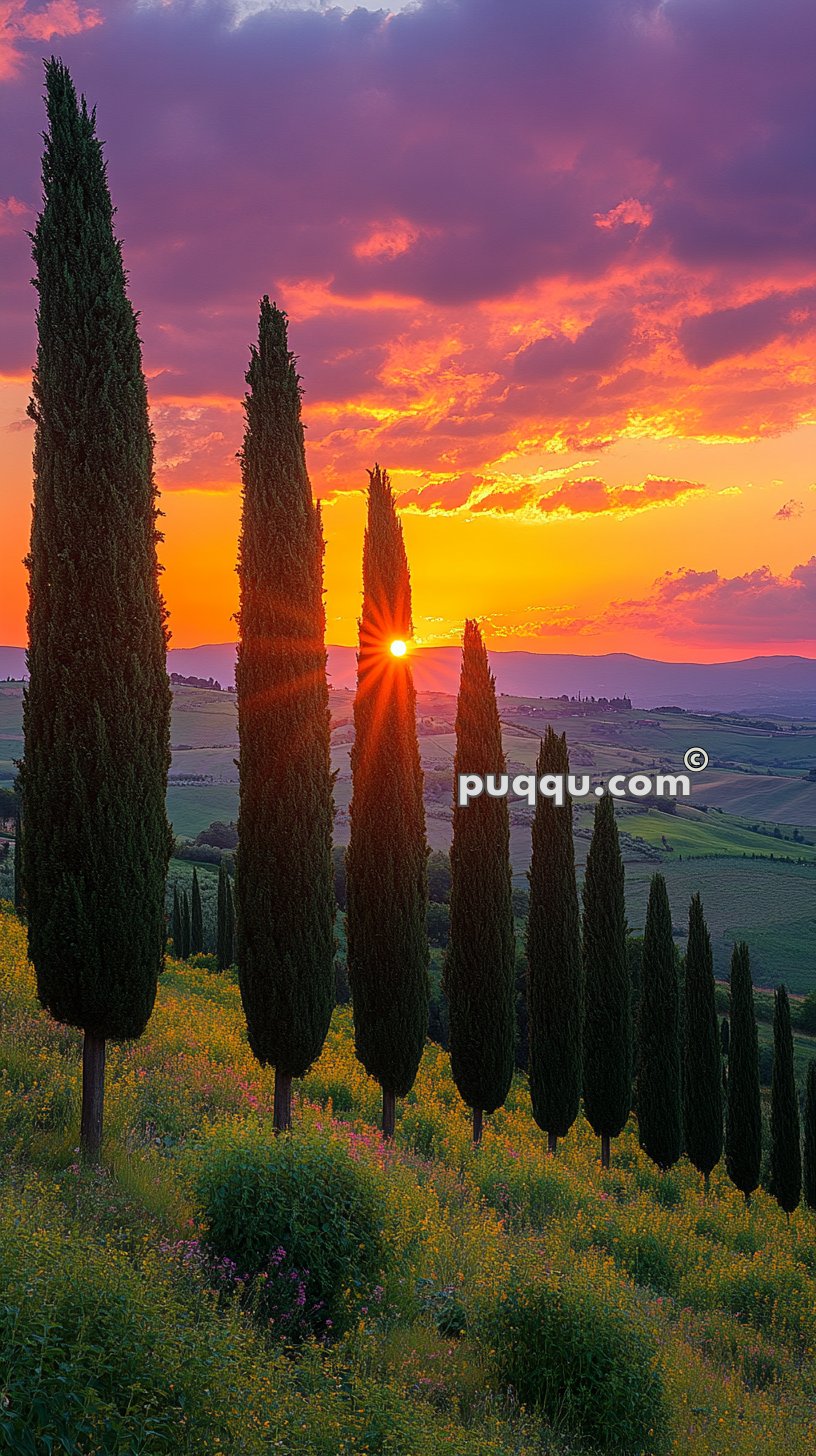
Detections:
683,893,722,1189
803,1061,816,1212
346,466,429,1138
725,942,762,1205
526,727,582,1154
582,794,631,1168
172,885,183,959
444,619,515,1143
770,985,801,1218
216,861,233,971
637,874,682,1171
181,889,191,962
190,867,204,956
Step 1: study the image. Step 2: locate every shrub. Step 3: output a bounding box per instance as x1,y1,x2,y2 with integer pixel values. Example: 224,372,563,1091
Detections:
0,1194,238,1454
477,1263,670,1454
195,1125,390,1336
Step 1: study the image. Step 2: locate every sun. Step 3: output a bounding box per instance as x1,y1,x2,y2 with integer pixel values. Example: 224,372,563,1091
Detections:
390,638,408,657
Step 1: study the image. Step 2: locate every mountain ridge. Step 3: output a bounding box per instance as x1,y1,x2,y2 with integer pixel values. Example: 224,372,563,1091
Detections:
2,641,815,713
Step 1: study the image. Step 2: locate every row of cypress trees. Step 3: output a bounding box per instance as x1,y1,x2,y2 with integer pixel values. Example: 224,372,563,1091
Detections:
169,865,234,965
19,61,814,1206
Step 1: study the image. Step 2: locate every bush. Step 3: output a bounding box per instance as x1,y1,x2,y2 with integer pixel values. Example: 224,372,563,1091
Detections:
477,1264,670,1454
0,1193,239,1454
195,1125,390,1337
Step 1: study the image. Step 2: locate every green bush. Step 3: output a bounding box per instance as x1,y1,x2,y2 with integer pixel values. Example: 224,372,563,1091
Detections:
195,1125,389,1336
0,1195,236,1454
477,1266,670,1454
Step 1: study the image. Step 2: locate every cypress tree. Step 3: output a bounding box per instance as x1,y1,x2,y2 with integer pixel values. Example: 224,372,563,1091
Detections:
235,299,334,1132
526,726,582,1154
770,984,801,1217
582,794,631,1168
444,620,515,1144
683,893,722,1188
637,874,682,1171
803,1061,816,1212
13,811,24,919
725,942,762,1205
172,885,183,959
226,874,235,967
22,61,171,1160
181,889,191,962
190,867,204,956
346,466,429,1138
216,861,231,972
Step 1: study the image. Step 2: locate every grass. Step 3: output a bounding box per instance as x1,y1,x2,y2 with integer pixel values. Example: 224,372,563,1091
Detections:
3,902,816,1454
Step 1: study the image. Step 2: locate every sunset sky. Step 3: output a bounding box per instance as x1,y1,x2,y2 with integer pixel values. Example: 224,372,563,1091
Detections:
1,0,815,660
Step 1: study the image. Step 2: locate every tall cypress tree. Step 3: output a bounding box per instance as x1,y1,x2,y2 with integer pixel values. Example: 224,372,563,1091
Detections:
216,861,231,972
236,299,334,1132
172,885,183,959
770,984,801,1218
444,620,515,1144
190,867,204,956
803,1061,816,1212
22,60,171,1160
637,874,682,1171
526,727,582,1154
346,466,429,1138
582,794,631,1168
725,942,762,1205
181,889,191,962
683,893,722,1188
13,811,24,919
226,874,235,967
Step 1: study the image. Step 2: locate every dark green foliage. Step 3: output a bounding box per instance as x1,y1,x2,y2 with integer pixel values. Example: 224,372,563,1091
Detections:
444,620,515,1120
514,950,529,1072
526,727,582,1144
427,850,452,904
426,902,450,948
346,467,429,1103
332,844,347,910
172,885,183,958
235,299,335,1081
477,1270,670,1455
190,868,204,956
582,795,631,1158
181,890,191,962
682,893,723,1181
216,861,234,971
803,1061,816,1212
637,874,682,1171
22,60,171,1042
725,942,762,1202
720,1015,730,1058
196,1128,389,1337
770,985,801,1215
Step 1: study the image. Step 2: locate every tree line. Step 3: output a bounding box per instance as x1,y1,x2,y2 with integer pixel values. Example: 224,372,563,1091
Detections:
16,60,816,1217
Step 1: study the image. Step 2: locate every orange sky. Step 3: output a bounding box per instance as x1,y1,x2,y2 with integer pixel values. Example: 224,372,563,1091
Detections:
1,0,815,662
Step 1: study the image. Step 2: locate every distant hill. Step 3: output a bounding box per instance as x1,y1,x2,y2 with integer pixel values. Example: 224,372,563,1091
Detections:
1,642,814,715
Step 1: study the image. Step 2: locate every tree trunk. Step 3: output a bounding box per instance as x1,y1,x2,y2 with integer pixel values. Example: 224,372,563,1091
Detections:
80,1032,105,1161
600,1131,611,1169
548,1131,558,1156
744,1189,752,1209
473,1107,483,1146
274,1069,292,1132
703,1170,710,1196
382,1085,396,1140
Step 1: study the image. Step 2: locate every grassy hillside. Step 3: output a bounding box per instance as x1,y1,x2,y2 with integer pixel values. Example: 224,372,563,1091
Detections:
2,904,816,1455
